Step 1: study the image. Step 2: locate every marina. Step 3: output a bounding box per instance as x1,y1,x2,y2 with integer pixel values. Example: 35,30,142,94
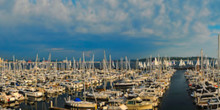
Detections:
0,56,210,110
0,53,177,110
0,49,219,110
1,0,220,110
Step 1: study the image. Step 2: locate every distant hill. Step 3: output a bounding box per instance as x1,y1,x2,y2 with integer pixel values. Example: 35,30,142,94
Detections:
138,56,216,62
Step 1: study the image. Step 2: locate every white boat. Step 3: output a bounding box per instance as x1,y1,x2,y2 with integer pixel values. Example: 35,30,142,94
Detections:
0,92,16,103
9,90,25,101
65,97,97,109
20,87,44,98
103,98,128,110
126,97,154,110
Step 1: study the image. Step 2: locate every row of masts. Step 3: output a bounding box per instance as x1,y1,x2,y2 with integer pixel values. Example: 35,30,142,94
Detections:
1,54,176,72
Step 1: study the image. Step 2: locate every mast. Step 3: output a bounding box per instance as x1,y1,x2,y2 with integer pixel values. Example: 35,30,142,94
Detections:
120,58,123,71
116,60,119,70
109,55,112,71
65,57,69,70
92,54,95,72
35,54,38,69
82,52,86,101
13,55,16,87
128,59,131,71
35,53,38,88
47,53,51,70
0,59,2,83
55,59,57,73
79,58,82,70
109,55,113,90
125,56,128,70
218,35,220,96
66,57,68,70
146,57,149,71
136,59,139,70
150,56,152,72
103,51,107,91
219,34,220,69
42,57,45,69
201,49,203,77
73,57,76,70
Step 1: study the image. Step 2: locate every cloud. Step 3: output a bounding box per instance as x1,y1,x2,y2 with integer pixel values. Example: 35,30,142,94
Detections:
50,48,64,51
45,48,75,53
0,0,213,38
0,0,219,58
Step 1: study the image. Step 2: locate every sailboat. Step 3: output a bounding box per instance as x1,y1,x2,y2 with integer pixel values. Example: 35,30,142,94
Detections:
87,52,123,101
215,60,218,66
138,62,143,68
196,58,200,66
192,61,194,65
143,62,146,69
154,58,159,66
20,54,44,98
179,59,185,66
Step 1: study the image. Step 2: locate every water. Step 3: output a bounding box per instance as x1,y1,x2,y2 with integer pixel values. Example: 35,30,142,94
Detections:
15,93,68,110
159,70,196,110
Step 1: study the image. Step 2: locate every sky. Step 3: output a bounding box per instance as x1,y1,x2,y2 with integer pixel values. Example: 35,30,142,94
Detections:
0,0,220,60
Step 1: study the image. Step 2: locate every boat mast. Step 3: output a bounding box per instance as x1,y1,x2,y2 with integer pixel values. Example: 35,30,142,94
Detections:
55,59,57,73
218,34,220,96
150,56,152,72
79,58,82,70
116,60,119,70
201,49,203,78
82,52,86,101
47,53,51,71
13,55,16,88
92,54,95,72
136,59,139,70
90,56,97,103
35,53,38,88
103,51,107,91
125,56,128,70
1,59,3,83
120,58,123,71
73,57,76,70
66,57,69,70
109,54,114,90
128,59,131,71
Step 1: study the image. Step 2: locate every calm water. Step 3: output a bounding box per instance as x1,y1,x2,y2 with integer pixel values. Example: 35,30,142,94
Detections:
15,93,68,110
159,70,196,110
8,70,197,110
